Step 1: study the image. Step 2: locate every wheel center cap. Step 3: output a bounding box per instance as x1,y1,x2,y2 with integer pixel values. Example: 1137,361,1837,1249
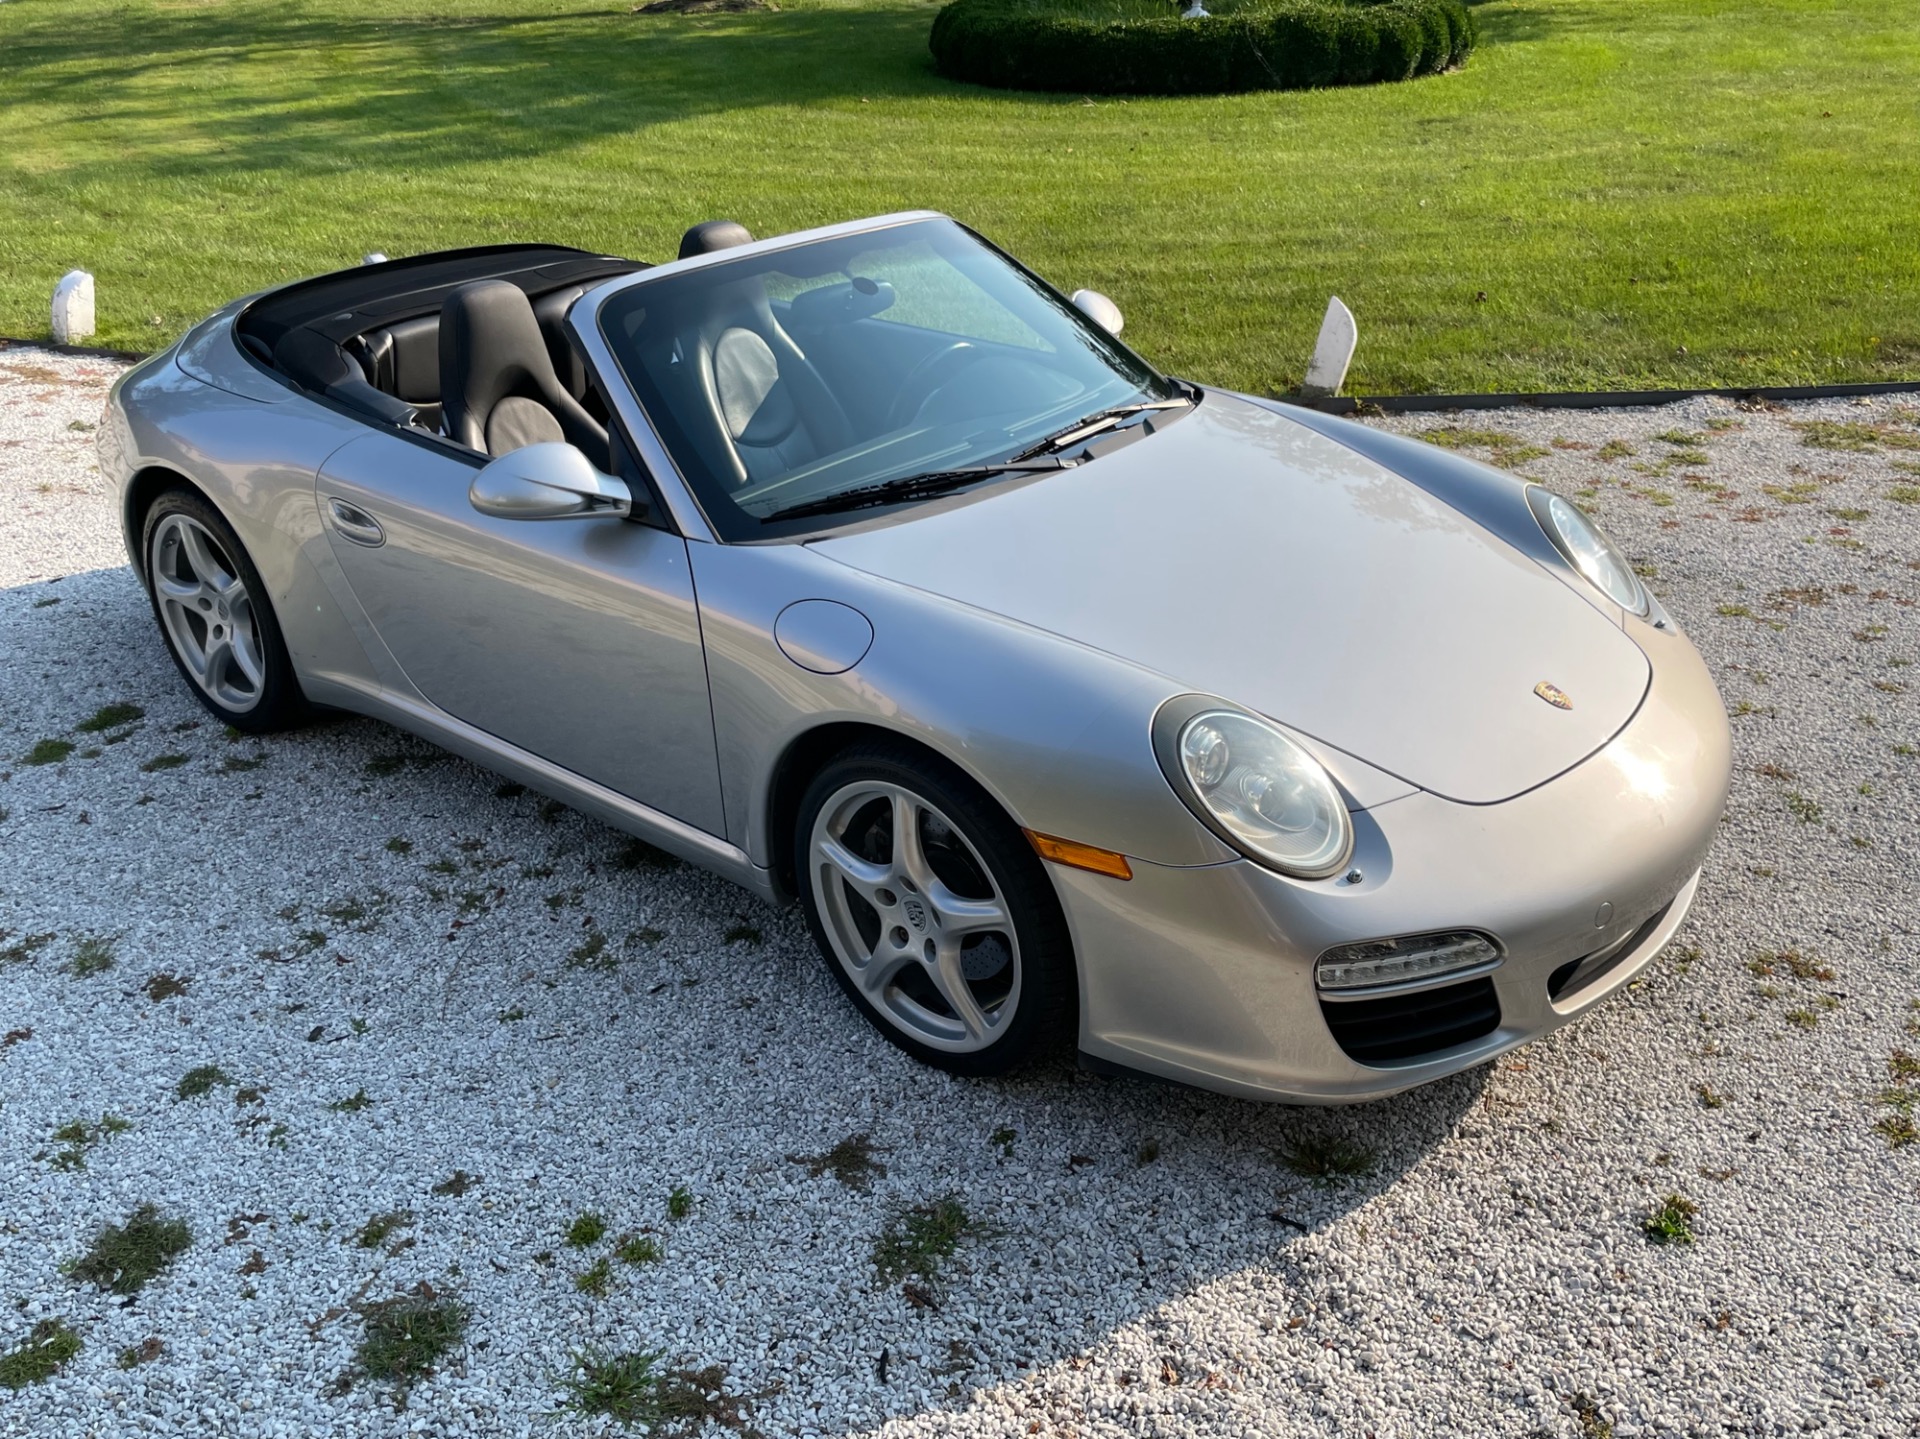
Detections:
902,896,930,933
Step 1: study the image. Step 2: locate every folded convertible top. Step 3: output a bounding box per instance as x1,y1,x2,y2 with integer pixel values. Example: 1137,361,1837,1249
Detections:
237,244,647,354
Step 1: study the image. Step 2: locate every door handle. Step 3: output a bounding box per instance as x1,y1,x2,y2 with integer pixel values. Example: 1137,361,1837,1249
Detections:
325,497,386,547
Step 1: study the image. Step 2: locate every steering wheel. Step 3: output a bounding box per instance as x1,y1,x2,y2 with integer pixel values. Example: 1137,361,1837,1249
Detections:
885,341,983,430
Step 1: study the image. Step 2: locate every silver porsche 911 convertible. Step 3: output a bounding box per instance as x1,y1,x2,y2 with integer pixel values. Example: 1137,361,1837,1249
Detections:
99,211,1731,1102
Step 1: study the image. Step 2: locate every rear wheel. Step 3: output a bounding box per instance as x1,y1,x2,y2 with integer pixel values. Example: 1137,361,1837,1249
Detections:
794,741,1075,1076
141,489,310,733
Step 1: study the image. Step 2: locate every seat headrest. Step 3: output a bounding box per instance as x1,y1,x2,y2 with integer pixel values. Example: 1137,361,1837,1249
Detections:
442,279,547,354
679,220,754,260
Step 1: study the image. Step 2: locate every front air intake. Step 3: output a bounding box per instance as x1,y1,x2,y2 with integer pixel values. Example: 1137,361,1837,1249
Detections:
1320,977,1501,1065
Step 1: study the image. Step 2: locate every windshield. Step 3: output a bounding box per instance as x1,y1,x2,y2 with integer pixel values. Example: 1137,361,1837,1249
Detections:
596,218,1177,538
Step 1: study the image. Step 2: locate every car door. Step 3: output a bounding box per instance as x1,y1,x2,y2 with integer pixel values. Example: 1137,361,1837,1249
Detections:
314,429,724,835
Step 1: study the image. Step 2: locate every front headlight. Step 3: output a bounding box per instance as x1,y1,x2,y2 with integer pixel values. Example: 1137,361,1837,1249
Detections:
1527,486,1648,616
1152,699,1352,878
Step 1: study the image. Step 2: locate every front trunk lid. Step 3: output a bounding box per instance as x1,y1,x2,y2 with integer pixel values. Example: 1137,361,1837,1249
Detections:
811,394,1649,805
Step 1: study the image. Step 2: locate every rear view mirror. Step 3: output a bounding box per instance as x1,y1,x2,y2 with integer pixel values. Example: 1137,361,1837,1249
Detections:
470,442,632,521
1071,289,1124,337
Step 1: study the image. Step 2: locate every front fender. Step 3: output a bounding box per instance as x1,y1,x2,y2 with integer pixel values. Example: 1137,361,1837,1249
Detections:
689,538,1238,872
1247,395,1637,631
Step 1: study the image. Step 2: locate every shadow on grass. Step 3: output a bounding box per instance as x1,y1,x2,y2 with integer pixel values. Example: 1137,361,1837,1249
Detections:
1463,0,1559,47
3,4,967,180
4,0,1546,191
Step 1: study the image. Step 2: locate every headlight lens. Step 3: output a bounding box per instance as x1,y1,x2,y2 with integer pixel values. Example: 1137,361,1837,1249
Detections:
1159,706,1352,878
1527,486,1648,615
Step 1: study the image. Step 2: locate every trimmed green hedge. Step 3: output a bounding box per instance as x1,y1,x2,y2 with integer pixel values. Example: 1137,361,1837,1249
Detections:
929,0,1475,95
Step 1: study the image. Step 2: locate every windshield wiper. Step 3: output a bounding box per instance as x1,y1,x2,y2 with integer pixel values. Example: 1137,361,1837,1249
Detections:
1013,394,1194,460
761,458,1072,524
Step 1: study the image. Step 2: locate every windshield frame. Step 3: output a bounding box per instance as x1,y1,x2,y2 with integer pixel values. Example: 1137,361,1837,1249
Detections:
579,212,1182,543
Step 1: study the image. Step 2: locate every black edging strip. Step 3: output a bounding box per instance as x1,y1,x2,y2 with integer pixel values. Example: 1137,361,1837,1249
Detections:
9,334,1920,411
1295,380,1920,414
2,336,154,362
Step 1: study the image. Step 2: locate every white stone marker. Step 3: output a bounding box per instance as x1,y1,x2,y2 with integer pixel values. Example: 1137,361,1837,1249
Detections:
51,270,96,345
1299,294,1356,399
362,252,389,266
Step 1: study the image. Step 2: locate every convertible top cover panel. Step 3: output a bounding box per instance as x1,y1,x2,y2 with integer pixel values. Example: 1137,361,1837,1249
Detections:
238,244,645,353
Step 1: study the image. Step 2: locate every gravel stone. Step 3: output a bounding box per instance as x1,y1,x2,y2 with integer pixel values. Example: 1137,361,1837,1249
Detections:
1,348,1916,1436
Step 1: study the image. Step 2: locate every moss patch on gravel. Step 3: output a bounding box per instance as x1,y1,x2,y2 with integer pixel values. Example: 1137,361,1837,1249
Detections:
614,1233,663,1266
68,1205,192,1294
1875,1113,1918,1149
115,1336,164,1369
352,1211,414,1249
873,1195,986,1283
565,1212,608,1248
1793,420,1920,453
1642,1193,1699,1245
352,1286,467,1391
69,935,116,975
0,1319,82,1389
574,1257,614,1296
145,972,189,1001
1277,1133,1377,1181
77,701,144,732
787,1133,888,1191
559,1351,756,1434
175,1064,232,1099
46,1112,131,1170
21,738,74,766
1417,426,1552,470
1,930,56,965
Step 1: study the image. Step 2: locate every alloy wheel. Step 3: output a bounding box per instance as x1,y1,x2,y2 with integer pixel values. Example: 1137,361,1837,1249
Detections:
148,512,266,714
808,780,1022,1052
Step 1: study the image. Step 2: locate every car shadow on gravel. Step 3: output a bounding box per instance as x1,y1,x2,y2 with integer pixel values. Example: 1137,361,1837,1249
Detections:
3,562,1490,1430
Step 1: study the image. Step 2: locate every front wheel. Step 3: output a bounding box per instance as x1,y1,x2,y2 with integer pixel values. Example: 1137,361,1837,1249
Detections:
794,741,1076,1076
141,488,311,733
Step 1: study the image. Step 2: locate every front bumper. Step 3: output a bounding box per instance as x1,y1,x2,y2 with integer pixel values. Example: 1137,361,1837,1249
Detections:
1057,617,1731,1104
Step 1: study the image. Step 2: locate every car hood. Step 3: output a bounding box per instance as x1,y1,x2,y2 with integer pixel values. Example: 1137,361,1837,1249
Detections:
810,393,1650,805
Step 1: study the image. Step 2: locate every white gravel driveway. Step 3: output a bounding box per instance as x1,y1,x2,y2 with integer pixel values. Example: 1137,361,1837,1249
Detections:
1,346,1916,1438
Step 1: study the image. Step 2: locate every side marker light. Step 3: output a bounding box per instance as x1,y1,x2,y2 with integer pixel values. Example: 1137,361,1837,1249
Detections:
1024,830,1133,881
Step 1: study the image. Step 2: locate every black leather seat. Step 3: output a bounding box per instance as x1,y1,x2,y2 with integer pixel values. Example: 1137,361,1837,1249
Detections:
697,310,854,486
273,327,419,428
531,285,590,400
439,280,608,467
346,313,442,430
666,222,854,488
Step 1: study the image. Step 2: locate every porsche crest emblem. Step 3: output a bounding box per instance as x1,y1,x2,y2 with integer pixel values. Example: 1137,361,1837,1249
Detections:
1534,681,1573,710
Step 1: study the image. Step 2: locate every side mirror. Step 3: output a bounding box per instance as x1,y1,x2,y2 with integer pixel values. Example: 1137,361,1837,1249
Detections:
469,442,632,521
1070,289,1124,337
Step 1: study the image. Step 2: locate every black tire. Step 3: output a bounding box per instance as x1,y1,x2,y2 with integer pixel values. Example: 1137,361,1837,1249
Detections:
140,487,312,734
793,739,1076,1077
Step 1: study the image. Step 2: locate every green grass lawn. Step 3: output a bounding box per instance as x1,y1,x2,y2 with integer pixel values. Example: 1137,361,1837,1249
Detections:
2,0,1916,393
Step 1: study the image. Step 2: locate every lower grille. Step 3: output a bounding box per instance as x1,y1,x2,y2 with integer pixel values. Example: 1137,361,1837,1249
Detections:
1321,977,1500,1065
1548,898,1675,1002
